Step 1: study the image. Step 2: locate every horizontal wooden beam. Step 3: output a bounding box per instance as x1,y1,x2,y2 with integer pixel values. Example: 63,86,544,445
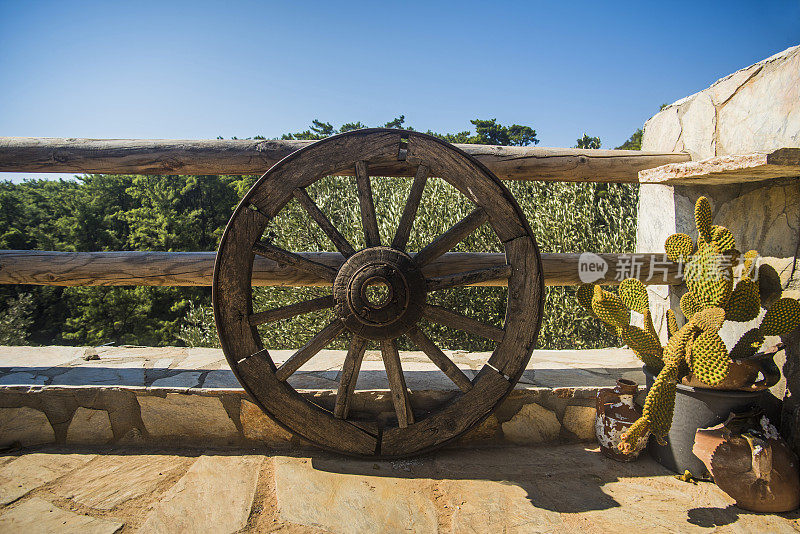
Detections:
639,148,800,185
0,250,681,287
0,137,689,183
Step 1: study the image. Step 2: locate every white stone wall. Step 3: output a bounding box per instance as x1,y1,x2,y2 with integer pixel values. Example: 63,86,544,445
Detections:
642,45,800,160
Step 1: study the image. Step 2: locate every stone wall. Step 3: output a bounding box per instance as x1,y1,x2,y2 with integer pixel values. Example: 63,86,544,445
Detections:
637,44,800,451
0,384,610,451
642,45,799,159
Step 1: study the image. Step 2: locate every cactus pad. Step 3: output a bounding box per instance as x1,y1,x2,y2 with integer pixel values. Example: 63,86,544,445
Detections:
711,225,735,252
680,291,701,319
691,331,729,386
725,278,760,322
620,325,664,372
619,278,649,314
730,328,765,360
692,306,726,333
577,284,595,315
685,241,733,308
620,358,681,452
695,196,713,244
665,233,694,263
667,309,679,338
761,298,800,336
591,285,630,328
742,250,759,277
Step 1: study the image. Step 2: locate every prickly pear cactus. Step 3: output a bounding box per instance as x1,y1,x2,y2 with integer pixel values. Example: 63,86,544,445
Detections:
761,298,800,336
577,196,800,453
577,282,664,373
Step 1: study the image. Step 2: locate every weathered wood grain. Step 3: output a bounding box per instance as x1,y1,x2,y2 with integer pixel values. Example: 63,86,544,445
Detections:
0,136,690,182
426,264,512,291
252,241,338,283
355,161,381,247
333,335,367,419
274,319,345,381
249,295,334,326
0,250,682,286
423,304,505,343
380,339,414,428
391,165,428,251
405,327,473,392
238,351,378,455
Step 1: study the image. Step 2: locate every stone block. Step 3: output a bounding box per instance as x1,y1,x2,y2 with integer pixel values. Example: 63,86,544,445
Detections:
562,405,597,441
643,45,800,158
56,454,192,510
457,414,500,443
138,393,239,442
0,406,54,447
239,399,292,446
150,371,203,388
501,403,560,444
66,407,114,445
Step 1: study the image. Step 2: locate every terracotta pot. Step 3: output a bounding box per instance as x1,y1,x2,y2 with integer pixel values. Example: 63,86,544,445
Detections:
693,411,800,513
644,367,765,476
682,344,782,391
595,378,647,461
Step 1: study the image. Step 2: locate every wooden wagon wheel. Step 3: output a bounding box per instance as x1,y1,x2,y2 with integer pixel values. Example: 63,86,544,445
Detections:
213,128,544,457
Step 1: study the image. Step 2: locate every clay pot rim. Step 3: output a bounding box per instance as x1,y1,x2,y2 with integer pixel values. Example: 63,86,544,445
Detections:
643,366,766,398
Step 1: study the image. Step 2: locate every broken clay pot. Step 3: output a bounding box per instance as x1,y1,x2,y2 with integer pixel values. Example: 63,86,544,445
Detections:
693,411,800,513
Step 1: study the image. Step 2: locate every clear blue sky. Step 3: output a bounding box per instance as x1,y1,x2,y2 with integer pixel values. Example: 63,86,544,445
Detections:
1,0,798,182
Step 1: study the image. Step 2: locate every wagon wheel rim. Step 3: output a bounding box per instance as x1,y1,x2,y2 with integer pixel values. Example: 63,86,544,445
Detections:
213,128,544,458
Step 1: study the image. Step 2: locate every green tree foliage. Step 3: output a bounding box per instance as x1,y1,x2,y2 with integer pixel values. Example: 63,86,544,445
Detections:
615,128,643,150
0,292,34,345
575,133,601,149
0,117,638,351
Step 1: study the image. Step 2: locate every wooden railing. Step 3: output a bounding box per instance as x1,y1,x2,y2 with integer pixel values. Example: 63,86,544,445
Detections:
0,136,692,288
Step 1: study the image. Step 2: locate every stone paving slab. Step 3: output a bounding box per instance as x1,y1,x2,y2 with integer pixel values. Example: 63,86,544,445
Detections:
139,455,262,533
0,452,94,505
0,497,123,533
1,444,795,533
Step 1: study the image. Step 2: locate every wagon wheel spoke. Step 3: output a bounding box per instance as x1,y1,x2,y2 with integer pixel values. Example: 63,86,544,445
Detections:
422,304,504,342
275,320,346,381
249,295,335,326
293,188,356,258
253,241,337,283
334,335,368,419
355,160,381,247
426,264,512,292
391,165,428,251
405,327,473,392
414,208,488,267
381,338,414,427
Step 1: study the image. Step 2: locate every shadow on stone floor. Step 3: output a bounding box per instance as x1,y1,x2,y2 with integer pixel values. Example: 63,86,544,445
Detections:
687,503,800,527
308,444,673,514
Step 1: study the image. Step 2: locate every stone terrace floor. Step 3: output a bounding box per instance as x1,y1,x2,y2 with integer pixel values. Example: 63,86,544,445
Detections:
0,443,797,533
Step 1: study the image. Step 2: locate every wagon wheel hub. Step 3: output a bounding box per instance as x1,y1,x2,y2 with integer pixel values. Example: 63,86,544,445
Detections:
334,247,425,341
